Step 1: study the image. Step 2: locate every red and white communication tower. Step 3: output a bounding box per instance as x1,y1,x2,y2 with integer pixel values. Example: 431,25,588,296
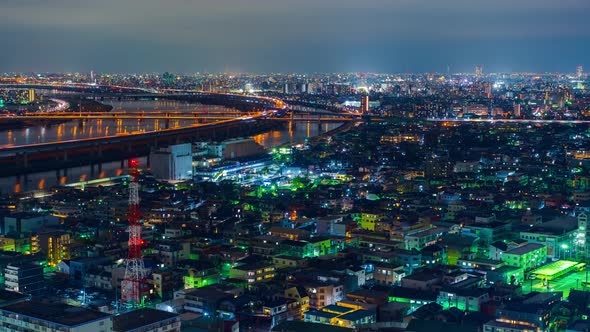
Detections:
121,159,146,305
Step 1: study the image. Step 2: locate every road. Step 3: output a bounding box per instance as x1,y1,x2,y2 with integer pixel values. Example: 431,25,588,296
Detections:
428,118,590,124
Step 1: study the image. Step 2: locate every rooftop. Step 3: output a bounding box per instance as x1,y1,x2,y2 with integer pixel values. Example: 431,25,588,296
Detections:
281,239,310,247
490,241,508,251
322,304,354,314
504,243,545,256
403,271,440,282
406,319,479,332
269,226,308,235
458,258,503,266
232,261,274,271
337,309,375,321
1,302,111,327
184,286,233,302
441,286,489,298
307,309,339,319
274,254,307,261
492,265,524,273
113,308,179,332
0,289,30,308
523,217,578,235
272,320,351,332
389,287,437,301
522,292,562,305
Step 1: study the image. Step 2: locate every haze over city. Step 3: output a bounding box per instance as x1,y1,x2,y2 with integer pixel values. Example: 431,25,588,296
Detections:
1,0,590,73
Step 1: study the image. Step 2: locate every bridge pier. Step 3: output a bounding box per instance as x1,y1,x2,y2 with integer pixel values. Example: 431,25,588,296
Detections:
16,173,29,191
22,152,28,170
0,94,298,177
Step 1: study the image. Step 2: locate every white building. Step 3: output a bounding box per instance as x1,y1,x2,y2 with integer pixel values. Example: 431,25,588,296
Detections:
150,143,193,181
437,288,489,312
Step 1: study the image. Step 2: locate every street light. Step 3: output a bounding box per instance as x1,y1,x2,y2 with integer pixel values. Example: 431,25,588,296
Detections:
561,244,569,260
528,273,536,293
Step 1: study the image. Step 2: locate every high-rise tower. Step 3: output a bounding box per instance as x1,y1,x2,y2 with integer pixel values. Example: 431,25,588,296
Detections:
360,95,369,114
475,65,483,79
121,159,146,305
577,65,583,79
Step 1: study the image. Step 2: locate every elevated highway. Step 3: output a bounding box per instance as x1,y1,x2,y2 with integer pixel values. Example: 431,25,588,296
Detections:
1,83,287,111
428,118,590,124
0,113,353,123
0,86,284,175
0,86,358,176
0,115,284,176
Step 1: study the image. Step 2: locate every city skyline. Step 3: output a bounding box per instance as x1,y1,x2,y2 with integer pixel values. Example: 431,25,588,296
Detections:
1,0,589,73
2,1,590,330
0,67,586,75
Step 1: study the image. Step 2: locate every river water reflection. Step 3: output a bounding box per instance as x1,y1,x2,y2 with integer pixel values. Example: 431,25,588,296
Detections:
0,100,342,193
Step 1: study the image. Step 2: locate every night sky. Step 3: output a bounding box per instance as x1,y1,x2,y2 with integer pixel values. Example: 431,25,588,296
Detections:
1,0,589,73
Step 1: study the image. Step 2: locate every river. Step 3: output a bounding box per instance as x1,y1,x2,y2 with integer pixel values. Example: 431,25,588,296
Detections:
0,100,342,193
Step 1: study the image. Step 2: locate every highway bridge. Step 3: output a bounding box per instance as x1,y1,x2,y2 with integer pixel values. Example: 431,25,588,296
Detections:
0,115,353,176
0,85,358,176
0,115,284,176
0,113,353,123
1,83,287,111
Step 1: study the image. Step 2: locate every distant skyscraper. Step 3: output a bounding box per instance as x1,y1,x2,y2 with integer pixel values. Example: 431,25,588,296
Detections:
360,95,369,114
475,65,483,79
90,70,95,83
513,104,521,117
27,89,35,103
485,82,492,99
577,65,583,79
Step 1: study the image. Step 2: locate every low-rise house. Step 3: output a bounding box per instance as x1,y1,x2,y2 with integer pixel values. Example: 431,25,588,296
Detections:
437,287,490,312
